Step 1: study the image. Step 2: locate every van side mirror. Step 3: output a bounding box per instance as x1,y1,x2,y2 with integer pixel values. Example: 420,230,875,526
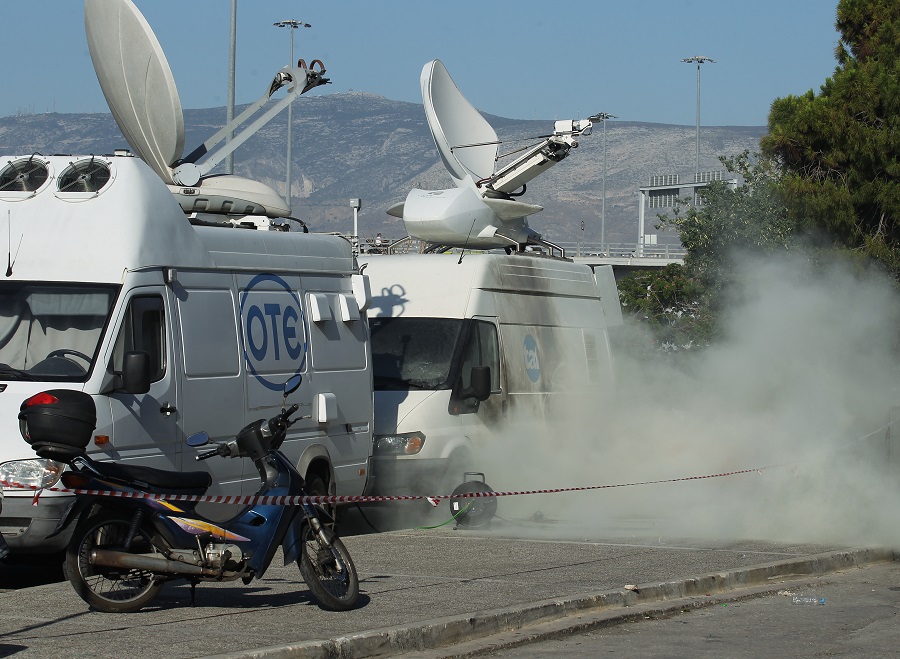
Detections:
449,366,492,415
468,366,492,402
122,351,151,394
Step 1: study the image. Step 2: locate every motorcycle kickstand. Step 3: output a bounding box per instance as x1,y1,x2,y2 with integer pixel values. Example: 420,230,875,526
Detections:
189,578,200,606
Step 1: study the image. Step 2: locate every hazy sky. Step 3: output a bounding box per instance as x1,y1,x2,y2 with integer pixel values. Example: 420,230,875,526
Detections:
3,1,841,126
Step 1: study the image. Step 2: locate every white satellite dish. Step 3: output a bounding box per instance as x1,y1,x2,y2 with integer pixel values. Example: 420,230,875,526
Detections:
422,60,497,186
396,59,597,252
84,0,329,219
85,0,183,185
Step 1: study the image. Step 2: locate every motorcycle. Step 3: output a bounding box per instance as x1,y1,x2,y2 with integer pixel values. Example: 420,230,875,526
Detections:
18,376,359,612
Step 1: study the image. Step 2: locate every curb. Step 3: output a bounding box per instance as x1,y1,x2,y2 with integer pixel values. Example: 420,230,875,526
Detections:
206,547,894,659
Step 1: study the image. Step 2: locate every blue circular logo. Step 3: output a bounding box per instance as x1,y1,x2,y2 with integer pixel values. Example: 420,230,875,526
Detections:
239,273,307,391
524,334,540,383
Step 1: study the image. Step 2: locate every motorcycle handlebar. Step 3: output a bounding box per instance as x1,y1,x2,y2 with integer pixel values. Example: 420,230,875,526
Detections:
272,404,300,429
194,405,302,462
195,443,233,461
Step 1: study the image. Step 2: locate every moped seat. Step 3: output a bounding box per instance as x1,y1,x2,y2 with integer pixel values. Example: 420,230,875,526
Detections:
91,461,212,492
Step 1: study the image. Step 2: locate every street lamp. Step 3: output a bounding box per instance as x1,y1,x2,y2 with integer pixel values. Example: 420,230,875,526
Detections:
226,0,237,174
350,198,362,255
589,112,616,254
681,55,715,180
274,19,312,210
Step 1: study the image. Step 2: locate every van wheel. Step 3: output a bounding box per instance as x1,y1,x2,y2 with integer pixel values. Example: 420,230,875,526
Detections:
305,473,336,528
306,474,327,496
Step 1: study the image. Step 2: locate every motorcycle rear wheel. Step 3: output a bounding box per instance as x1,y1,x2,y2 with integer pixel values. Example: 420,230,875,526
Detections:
298,523,359,610
66,510,164,613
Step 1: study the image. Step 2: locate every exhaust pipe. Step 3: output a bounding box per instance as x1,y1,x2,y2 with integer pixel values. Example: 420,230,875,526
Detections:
91,549,217,577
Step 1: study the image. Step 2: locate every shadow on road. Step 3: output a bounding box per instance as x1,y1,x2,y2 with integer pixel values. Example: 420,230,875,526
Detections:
0,552,65,590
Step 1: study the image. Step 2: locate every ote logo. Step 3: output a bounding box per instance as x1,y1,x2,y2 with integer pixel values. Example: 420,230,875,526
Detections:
240,273,307,391
524,334,540,383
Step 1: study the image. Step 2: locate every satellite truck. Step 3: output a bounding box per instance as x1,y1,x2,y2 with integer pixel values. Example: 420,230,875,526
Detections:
359,60,623,499
0,0,373,555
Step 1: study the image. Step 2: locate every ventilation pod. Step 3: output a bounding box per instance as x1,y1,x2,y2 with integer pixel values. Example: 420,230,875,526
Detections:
172,175,291,217
84,0,329,220
394,59,595,252
0,156,52,200
55,157,114,200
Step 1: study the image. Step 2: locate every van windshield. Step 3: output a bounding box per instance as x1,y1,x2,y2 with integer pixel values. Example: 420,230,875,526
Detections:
369,317,464,390
0,282,119,381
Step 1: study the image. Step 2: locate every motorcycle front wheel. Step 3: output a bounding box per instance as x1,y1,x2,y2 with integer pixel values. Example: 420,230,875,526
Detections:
66,510,164,613
298,523,359,611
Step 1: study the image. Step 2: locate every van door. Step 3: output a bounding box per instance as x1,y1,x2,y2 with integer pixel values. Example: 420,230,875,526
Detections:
175,274,244,495
452,317,504,422
98,288,180,470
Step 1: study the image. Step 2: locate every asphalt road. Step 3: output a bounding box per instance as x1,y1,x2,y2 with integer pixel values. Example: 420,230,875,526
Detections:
429,561,900,658
0,512,892,658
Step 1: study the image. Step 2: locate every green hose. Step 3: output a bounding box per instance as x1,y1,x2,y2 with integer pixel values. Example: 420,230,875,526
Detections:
414,502,472,530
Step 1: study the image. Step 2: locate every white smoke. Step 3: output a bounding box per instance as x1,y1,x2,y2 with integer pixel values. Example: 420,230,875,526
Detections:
480,252,900,547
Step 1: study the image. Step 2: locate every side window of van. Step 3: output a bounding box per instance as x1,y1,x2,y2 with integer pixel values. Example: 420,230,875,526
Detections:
112,295,166,382
458,320,500,392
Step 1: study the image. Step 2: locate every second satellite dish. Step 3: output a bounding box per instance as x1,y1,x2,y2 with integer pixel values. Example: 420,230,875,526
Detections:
422,60,497,185
396,59,597,251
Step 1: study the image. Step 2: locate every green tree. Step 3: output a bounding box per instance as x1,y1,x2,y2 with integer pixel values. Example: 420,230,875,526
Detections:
761,0,900,278
619,152,799,356
616,263,714,355
659,152,796,292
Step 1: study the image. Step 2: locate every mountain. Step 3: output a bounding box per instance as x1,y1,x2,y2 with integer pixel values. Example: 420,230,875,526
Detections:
0,93,765,246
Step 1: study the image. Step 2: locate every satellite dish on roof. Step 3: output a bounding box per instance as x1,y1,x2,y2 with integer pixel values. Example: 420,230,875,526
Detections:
422,60,497,186
83,0,331,220
395,60,598,252
85,0,183,185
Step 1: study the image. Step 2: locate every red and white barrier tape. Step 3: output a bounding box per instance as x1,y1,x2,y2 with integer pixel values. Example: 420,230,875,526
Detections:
1,465,776,509
2,421,891,508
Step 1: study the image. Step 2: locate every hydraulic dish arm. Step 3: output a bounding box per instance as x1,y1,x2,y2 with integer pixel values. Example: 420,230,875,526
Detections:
477,118,594,195
171,63,330,187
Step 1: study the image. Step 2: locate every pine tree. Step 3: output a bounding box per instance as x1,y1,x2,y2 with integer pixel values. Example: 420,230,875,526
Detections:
761,0,900,277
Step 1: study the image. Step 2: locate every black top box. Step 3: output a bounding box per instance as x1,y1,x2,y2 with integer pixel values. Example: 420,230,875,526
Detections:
19,390,97,461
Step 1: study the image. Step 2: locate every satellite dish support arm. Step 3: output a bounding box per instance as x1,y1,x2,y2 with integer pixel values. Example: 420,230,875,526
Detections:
172,67,329,186
478,118,595,195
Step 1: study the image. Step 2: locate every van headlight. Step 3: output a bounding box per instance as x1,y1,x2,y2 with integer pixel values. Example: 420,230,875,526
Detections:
373,432,426,456
0,458,64,489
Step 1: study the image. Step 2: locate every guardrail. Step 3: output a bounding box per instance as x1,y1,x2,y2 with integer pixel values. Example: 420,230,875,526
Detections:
556,242,687,259
353,236,687,260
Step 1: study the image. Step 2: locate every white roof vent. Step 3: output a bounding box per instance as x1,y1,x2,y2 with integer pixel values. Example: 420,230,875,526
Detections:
57,158,112,194
0,156,51,195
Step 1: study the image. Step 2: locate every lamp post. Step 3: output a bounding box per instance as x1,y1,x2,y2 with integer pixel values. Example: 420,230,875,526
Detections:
226,0,237,174
274,19,311,210
350,199,362,255
681,55,715,180
589,112,616,254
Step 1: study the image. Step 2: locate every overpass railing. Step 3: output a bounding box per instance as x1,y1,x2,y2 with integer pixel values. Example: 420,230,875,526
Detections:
556,242,687,259
356,236,687,260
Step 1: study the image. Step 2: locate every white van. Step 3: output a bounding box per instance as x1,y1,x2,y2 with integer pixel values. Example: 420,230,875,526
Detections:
0,154,373,553
358,252,621,496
